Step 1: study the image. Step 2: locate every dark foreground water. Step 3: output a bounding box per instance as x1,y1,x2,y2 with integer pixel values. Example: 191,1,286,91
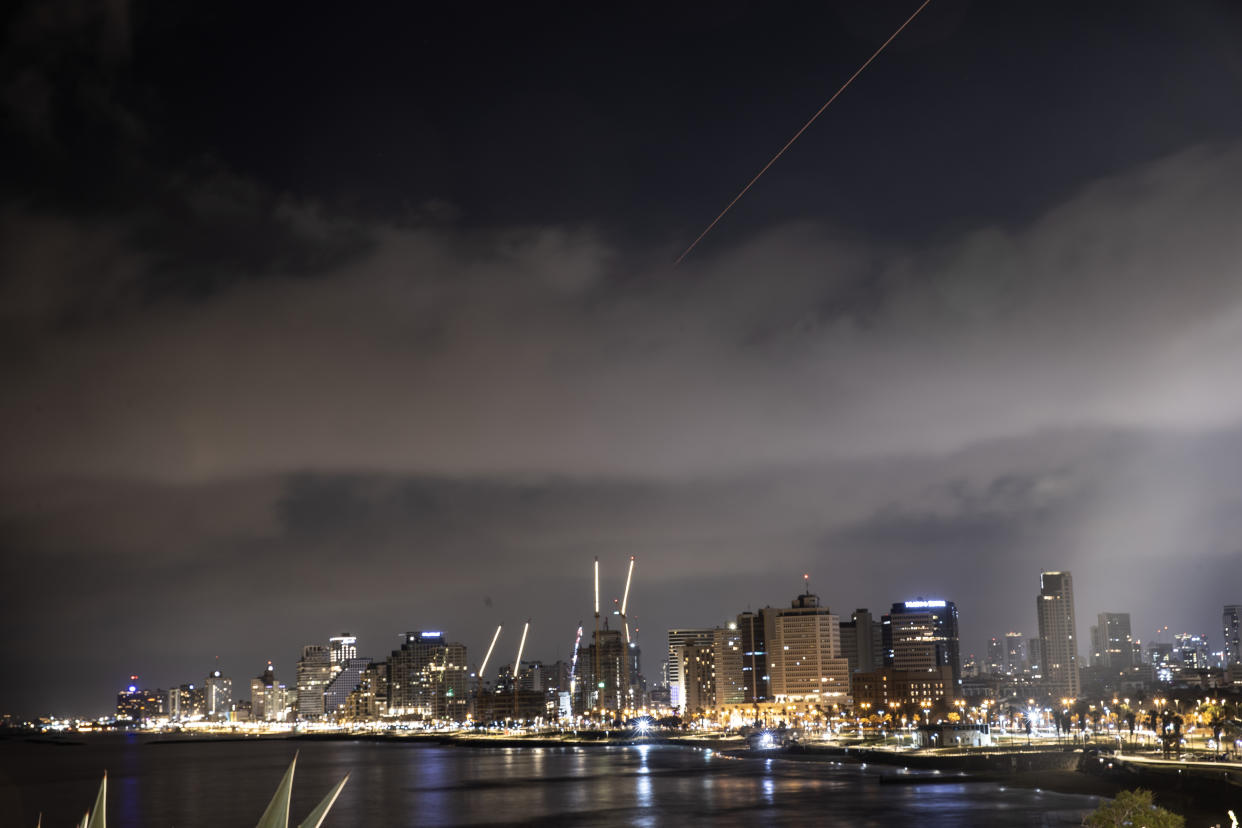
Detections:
0,736,1106,827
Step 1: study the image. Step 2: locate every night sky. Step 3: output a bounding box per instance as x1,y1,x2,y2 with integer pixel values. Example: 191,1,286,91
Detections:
3,0,1242,716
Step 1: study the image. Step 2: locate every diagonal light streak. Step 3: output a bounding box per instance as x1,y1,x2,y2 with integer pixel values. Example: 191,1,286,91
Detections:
675,0,933,265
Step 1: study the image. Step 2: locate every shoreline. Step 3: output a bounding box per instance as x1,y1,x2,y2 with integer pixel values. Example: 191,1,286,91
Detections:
14,730,1240,822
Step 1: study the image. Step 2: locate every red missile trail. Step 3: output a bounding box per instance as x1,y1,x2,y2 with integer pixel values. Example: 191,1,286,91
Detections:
675,0,933,266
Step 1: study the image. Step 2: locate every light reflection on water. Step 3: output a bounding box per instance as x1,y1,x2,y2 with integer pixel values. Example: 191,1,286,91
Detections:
0,736,1103,827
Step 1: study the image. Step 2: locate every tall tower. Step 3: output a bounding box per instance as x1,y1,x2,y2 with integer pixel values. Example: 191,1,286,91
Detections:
1224,605,1242,666
1036,571,1080,700
1096,613,1133,669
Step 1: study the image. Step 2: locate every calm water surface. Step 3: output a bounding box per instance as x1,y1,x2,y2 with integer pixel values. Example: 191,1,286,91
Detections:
0,736,1105,826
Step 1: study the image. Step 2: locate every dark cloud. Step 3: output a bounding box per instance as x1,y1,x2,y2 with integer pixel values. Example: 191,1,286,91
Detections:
4,1,1242,715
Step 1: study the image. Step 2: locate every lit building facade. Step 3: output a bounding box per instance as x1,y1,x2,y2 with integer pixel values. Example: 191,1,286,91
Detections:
329,634,358,674
297,645,331,719
767,590,850,704
883,600,961,693
387,631,468,721
1224,605,1241,666
713,625,745,706
736,610,772,704
851,665,954,712
681,642,715,714
666,628,715,712
205,669,233,719
323,657,372,718
1036,570,1080,699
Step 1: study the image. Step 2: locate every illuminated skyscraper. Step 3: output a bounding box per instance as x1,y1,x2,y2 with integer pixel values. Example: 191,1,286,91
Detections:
768,590,850,704
204,669,233,719
329,633,358,672
387,631,468,721
297,645,331,718
883,599,961,692
736,610,773,704
1224,605,1241,666
666,628,715,712
712,624,745,706
1036,571,1080,699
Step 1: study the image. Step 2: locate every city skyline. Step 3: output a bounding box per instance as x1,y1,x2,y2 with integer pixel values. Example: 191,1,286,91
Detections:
4,1,1242,716
32,570,1242,718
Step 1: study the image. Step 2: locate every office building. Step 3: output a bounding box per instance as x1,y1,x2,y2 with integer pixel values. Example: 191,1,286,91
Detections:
1036,571,1080,699
736,610,772,704
883,599,961,692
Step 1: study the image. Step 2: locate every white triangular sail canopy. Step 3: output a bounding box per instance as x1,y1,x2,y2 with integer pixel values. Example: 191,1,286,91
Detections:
254,753,298,828
86,773,106,828
297,773,349,828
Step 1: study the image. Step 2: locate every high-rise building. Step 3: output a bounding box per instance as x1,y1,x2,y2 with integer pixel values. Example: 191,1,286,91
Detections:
681,642,715,714
323,657,372,717
387,631,468,721
116,676,167,722
1097,613,1134,669
1004,632,1027,675
329,634,358,673
205,669,233,719
1173,633,1210,670
767,590,850,704
1036,571,1080,700
297,645,331,719
667,628,715,712
883,600,961,692
840,609,884,674
251,662,277,721
580,626,641,714
736,610,772,704
1224,605,1241,666
986,637,1004,674
713,625,745,706
345,662,388,720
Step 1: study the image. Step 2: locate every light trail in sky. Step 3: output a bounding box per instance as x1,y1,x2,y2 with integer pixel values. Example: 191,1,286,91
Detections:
675,0,933,266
